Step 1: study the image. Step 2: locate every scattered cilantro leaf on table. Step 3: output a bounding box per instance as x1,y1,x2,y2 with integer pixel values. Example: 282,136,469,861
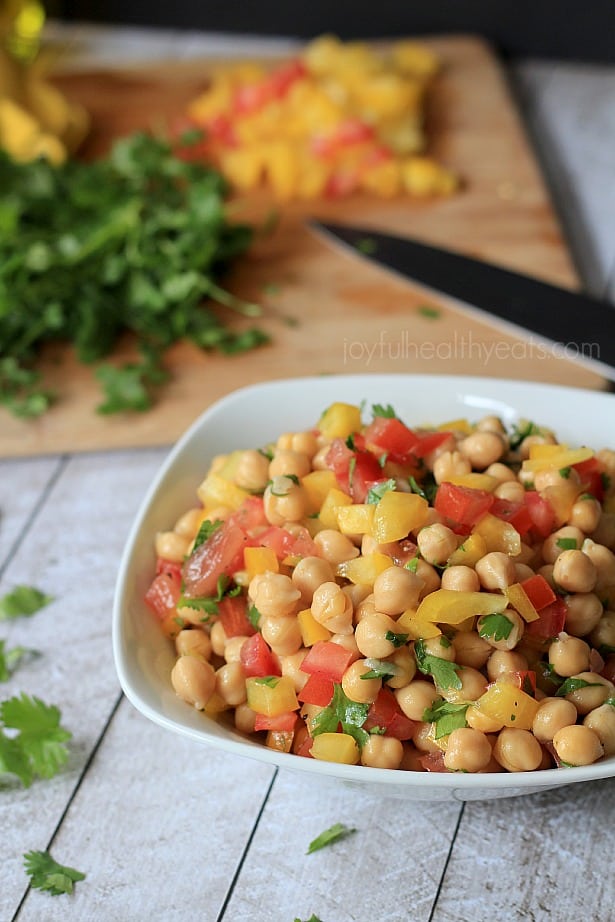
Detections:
0,586,53,621
24,850,85,896
307,822,356,854
0,641,40,682
0,694,71,787
0,133,269,418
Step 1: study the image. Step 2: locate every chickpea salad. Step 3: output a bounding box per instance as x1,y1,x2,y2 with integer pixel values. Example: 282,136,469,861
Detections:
144,400,615,774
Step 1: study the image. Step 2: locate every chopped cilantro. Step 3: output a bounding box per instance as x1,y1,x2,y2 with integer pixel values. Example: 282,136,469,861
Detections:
0,641,39,682
312,684,369,748
415,638,462,690
347,456,357,490
0,586,53,621
385,630,409,648
345,433,356,450
360,658,400,682
605,696,615,709
248,604,261,630
509,420,541,450
24,850,85,896
258,446,274,461
377,452,388,468
559,466,572,479
478,612,514,643
408,473,438,503
306,822,356,854
555,677,603,697
366,478,397,504
0,694,71,787
556,537,578,550
405,557,419,573
372,403,397,419
191,518,223,552
177,595,219,619
422,700,469,739
254,676,279,688
294,915,323,922
601,472,612,492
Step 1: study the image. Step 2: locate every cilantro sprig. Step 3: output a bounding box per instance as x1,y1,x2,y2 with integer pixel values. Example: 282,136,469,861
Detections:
0,642,39,682
0,694,72,787
415,639,463,690
312,684,369,748
0,586,53,621
478,613,514,643
422,700,469,739
555,677,603,697
24,850,85,896
366,478,397,504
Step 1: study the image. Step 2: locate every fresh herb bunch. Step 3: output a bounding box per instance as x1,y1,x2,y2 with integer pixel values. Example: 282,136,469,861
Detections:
0,132,268,417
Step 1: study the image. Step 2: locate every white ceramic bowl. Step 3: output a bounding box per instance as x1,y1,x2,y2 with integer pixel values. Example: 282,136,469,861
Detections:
113,374,615,801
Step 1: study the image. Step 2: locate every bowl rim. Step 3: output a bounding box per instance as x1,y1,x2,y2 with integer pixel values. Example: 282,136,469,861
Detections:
112,372,615,793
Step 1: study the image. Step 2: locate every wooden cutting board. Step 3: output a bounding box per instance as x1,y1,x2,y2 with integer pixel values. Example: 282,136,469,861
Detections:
2,36,602,459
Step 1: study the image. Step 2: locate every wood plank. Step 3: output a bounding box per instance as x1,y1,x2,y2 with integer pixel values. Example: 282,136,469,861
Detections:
220,768,462,922
0,457,61,565
15,699,275,921
431,778,615,921
1,36,602,460
0,449,165,920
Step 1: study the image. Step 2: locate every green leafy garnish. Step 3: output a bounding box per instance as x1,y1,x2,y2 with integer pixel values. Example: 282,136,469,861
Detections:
345,433,356,450
509,420,541,450
556,537,578,550
408,473,438,503
191,518,223,552
422,700,469,739
312,684,369,748
555,677,603,697
0,586,53,621
294,915,323,922
605,696,615,709
0,641,39,682
372,403,397,419
0,694,71,787
0,133,268,418
601,472,612,492
559,466,572,479
405,557,419,573
415,638,462,690
254,676,279,688
177,595,219,619
23,850,85,896
306,822,356,854
478,613,514,643
366,478,397,504
385,630,409,648
248,604,261,630
360,658,400,682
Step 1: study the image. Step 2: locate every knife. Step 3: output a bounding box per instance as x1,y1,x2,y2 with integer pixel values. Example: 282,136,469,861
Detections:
309,220,615,386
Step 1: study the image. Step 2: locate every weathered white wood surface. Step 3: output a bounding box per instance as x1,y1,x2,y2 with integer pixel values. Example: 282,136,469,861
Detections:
1,22,614,922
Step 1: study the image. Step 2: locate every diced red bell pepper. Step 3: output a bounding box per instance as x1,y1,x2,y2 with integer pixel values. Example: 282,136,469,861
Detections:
254,525,319,559
182,521,247,598
240,632,281,678
490,497,533,535
297,673,335,707
364,417,420,462
300,641,356,683
363,688,416,740
525,597,567,640
520,574,557,612
573,457,607,502
419,750,448,772
217,595,256,638
434,482,494,527
324,439,383,502
524,491,556,538
254,711,299,732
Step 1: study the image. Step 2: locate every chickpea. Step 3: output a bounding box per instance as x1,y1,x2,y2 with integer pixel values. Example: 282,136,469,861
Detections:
291,556,335,604
385,646,417,688
591,512,615,550
361,734,404,769
569,496,602,534
441,565,480,593
223,635,250,663
493,728,543,772
475,552,517,590
215,661,247,707
534,466,581,492
597,448,615,478
311,581,354,634
548,634,591,677
584,703,615,757
518,432,556,461
249,571,301,618
419,635,457,662
175,628,212,661
263,477,307,525
171,655,216,710
516,543,537,567
269,448,311,480
395,680,441,721
486,649,529,683
411,721,441,753
155,530,191,563
416,560,441,598
537,564,556,589
485,462,517,483
341,660,382,704
477,414,507,436
552,724,604,766
564,592,604,637
417,524,458,566
494,481,526,503
280,650,309,693
553,549,597,593
444,727,492,773
354,593,378,624
514,563,536,582
459,430,506,469
590,610,615,650
234,702,257,734
465,704,503,733
174,507,204,539
234,449,270,491
210,620,228,657
541,526,584,564
453,630,492,669
260,615,303,656
355,611,405,659
373,565,423,615
310,444,332,470
582,539,615,591
432,450,471,485
440,666,487,703
563,672,614,715
277,430,318,457
313,529,360,564
531,697,578,743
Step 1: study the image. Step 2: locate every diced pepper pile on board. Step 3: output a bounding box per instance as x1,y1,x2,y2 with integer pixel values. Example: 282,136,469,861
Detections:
177,35,458,200
145,401,615,773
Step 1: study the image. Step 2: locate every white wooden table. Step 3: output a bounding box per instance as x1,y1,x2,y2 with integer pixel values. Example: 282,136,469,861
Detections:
1,23,614,922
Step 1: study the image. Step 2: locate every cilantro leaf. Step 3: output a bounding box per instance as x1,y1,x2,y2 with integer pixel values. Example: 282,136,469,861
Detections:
0,586,53,621
422,700,469,739
0,641,40,682
408,473,438,504
366,478,397,505
177,595,219,619
415,639,462,690
294,916,323,922
307,822,356,854
24,850,85,896
192,518,223,552
312,684,369,748
478,613,514,643
559,466,572,479
0,694,71,784
360,658,400,682
248,604,261,630
405,557,419,573
254,676,279,688
556,537,578,550
509,420,541,450
385,630,409,649
372,403,397,419
555,677,603,697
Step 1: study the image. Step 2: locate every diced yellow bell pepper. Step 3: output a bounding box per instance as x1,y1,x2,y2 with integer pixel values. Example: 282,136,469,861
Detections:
217,449,246,481
473,513,521,557
310,731,360,764
297,607,332,646
397,607,442,640
301,470,337,513
437,418,472,435
337,503,375,535
319,487,353,528
447,473,500,492
505,583,539,623
447,532,487,567
265,729,294,752
372,491,429,543
522,445,593,472
317,402,362,439
244,546,279,580
415,589,508,625
337,552,393,586
246,676,299,717
474,680,540,730
197,472,250,511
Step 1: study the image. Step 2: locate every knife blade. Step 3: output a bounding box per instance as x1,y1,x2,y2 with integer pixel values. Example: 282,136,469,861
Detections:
309,220,615,386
